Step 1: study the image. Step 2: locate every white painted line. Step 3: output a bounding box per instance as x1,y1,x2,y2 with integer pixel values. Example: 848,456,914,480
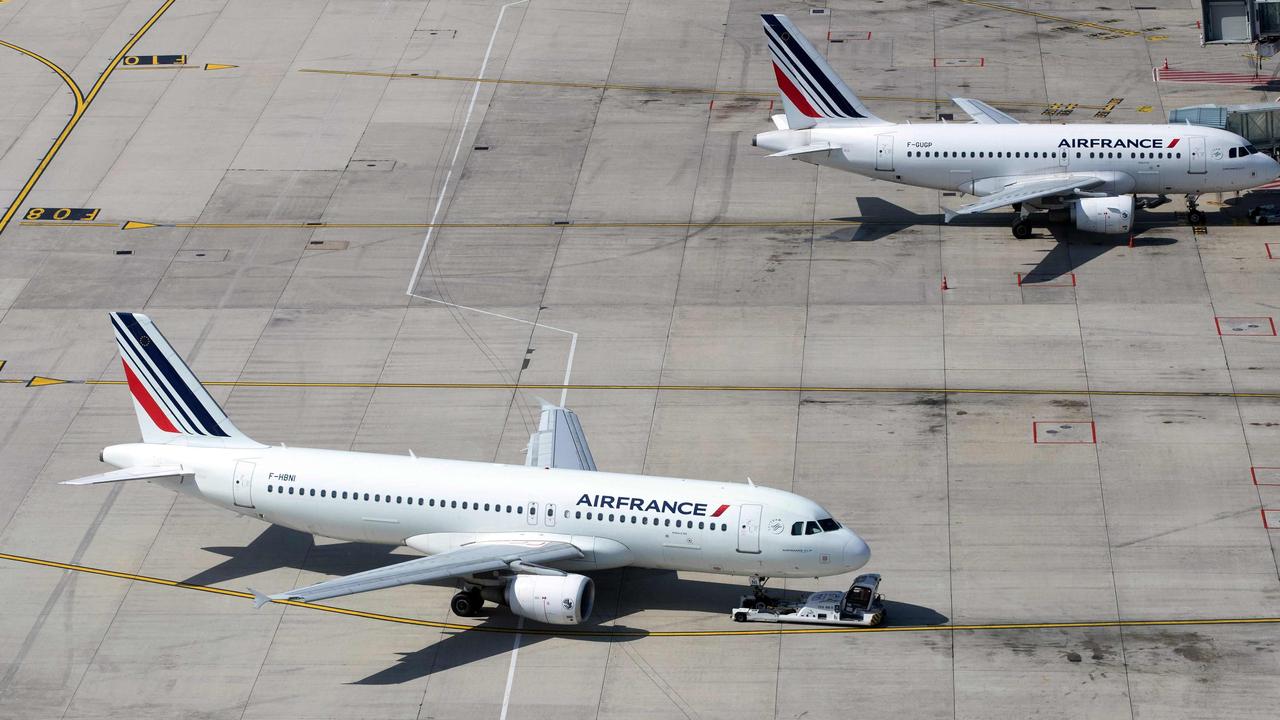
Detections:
406,0,529,295
499,616,525,720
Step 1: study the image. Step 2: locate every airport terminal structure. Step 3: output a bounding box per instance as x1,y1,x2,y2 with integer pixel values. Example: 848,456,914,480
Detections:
2,1,1280,718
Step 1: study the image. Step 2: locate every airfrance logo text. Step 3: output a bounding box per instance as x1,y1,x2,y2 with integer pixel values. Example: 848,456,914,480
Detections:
576,494,729,517
1058,137,1180,149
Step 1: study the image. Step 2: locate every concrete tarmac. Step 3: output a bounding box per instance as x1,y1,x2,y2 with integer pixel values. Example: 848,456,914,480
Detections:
1,1,1279,718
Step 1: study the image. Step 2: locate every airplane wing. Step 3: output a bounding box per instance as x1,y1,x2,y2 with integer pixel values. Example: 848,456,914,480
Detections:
252,539,583,607
525,404,597,471
60,465,186,485
952,97,1020,125
943,175,1106,221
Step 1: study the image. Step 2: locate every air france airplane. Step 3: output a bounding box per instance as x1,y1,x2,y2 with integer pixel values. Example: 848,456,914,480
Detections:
753,14,1280,238
63,313,870,625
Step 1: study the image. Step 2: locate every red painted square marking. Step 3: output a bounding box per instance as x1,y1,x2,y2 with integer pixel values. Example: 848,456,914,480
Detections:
828,30,873,41
1262,509,1280,529
1033,421,1096,444
1017,272,1076,288
1252,467,1280,486
1215,317,1277,336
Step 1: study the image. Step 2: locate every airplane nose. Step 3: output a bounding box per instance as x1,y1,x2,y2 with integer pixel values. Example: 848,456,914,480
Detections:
843,533,871,570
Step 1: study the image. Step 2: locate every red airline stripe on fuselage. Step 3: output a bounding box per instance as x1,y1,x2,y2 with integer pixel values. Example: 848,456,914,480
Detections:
122,360,179,433
711,504,730,518
1167,138,1180,148
772,63,820,118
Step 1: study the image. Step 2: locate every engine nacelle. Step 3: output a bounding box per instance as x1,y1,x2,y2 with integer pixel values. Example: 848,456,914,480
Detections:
1069,195,1133,234
504,573,594,625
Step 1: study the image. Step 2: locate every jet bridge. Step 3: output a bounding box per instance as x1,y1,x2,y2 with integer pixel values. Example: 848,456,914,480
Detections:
1170,102,1280,153
1201,0,1280,55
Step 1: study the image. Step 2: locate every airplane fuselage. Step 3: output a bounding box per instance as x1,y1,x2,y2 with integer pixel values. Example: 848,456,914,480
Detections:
756,123,1275,202
105,443,868,579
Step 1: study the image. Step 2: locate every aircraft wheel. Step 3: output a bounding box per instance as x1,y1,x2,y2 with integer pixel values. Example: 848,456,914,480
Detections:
451,590,483,617
1012,221,1033,239
1187,209,1206,226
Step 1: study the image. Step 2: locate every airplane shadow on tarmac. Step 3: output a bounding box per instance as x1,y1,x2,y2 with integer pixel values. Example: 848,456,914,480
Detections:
835,197,1182,283
187,525,949,684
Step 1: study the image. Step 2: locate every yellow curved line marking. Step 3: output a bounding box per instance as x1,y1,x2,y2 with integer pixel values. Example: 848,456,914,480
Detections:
296,67,1111,111
0,0,177,236
3,551,1279,637
0,40,86,107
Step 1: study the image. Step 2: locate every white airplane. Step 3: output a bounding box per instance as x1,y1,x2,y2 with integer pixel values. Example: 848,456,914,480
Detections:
753,14,1280,238
62,313,871,625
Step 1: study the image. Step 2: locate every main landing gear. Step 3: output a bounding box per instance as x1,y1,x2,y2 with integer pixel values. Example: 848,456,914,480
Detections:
1185,193,1206,226
1011,204,1034,239
450,588,483,617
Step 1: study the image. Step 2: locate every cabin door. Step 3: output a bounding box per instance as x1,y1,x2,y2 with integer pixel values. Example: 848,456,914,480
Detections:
737,504,762,554
875,134,894,171
232,461,255,508
1187,136,1207,173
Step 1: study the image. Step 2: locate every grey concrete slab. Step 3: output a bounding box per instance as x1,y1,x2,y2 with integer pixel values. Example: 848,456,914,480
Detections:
4,1,1280,718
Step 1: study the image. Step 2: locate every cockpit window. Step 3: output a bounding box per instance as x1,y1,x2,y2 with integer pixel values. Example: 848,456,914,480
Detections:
791,521,803,536
1230,147,1238,158
818,517,841,532
1246,143,1259,154
805,521,822,535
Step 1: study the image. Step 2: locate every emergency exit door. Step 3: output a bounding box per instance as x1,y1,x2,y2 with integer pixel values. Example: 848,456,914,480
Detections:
737,504,762,554
232,461,255,508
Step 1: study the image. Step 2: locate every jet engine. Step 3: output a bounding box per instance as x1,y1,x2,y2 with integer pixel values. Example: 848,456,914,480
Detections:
504,573,595,625
1068,195,1133,234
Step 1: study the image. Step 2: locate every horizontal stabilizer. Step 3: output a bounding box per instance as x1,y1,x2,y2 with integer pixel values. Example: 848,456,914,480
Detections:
768,142,835,158
60,464,185,486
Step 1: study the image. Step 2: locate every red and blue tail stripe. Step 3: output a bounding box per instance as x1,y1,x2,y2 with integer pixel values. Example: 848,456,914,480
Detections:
110,312,258,446
761,14,882,127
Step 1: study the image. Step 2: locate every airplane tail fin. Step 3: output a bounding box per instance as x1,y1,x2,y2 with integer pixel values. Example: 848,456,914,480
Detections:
110,312,264,448
761,13,886,130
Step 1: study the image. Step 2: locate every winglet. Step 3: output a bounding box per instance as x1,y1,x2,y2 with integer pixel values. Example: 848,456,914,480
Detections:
249,588,276,609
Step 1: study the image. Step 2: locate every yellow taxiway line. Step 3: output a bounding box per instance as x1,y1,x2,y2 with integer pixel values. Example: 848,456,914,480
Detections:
23,219,865,230
13,377,1280,400
0,0,177,236
952,0,1144,37
3,551,1277,637
296,67,1114,111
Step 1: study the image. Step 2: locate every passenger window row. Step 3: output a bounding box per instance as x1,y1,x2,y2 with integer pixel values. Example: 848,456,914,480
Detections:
265,484,526,514
571,509,728,531
906,150,1062,159
904,150,1183,160
265,484,730,531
